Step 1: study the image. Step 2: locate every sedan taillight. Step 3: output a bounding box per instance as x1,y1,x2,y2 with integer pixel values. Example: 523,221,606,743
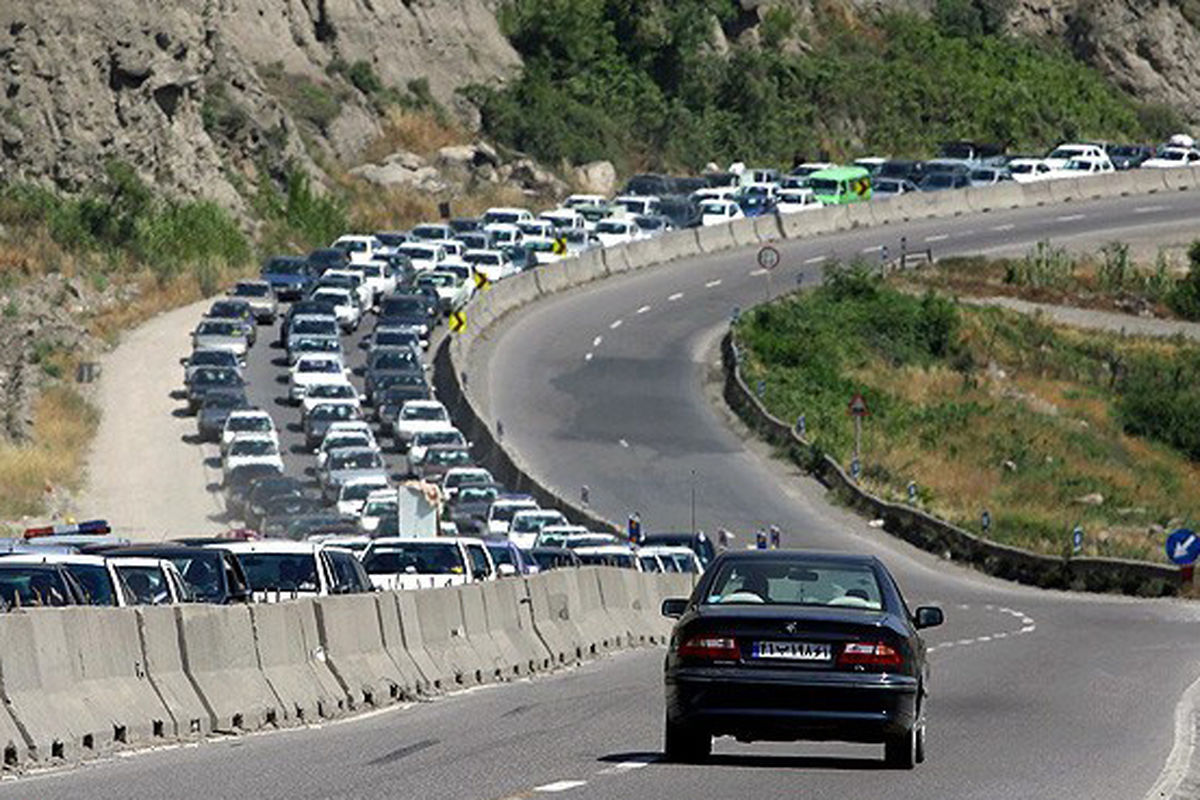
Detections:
678,635,739,661
837,641,904,669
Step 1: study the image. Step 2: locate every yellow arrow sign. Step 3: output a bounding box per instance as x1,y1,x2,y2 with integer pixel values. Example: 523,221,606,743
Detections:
448,310,467,334
552,237,567,256
473,271,491,291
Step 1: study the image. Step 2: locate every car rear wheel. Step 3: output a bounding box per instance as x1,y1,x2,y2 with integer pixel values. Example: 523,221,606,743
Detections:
664,718,710,763
884,725,918,770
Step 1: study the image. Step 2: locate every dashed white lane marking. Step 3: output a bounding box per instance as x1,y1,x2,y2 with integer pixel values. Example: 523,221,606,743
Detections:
928,606,1035,654
609,319,623,330
596,759,655,776
705,279,722,288
667,292,684,301
636,305,652,314
749,268,768,276
804,255,827,264
1134,205,1166,213
992,224,1014,232
925,234,949,242
1056,213,1086,222
584,352,593,362
535,780,588,793
956,639,975,646
592,335,603,347
618,439,629,448
861,245,883,253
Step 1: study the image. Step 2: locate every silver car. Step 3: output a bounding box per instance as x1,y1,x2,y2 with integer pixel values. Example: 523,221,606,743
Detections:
319,447,388,502
192,320,249,358
228,280,278,323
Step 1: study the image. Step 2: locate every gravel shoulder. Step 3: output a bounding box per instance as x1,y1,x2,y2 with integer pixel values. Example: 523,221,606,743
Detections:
963,295,1200,340
75,298,227,541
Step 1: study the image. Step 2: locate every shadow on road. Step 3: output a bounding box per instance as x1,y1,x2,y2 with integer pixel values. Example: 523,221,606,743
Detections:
598,751,882,772
180,433,206,446
171,407,193,418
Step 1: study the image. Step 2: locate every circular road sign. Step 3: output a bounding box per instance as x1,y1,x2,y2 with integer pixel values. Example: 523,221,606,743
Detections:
757,245,781,271
1166,528,1200,566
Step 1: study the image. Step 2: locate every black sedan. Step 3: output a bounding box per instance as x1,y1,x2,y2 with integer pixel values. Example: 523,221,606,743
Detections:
661,550,942,768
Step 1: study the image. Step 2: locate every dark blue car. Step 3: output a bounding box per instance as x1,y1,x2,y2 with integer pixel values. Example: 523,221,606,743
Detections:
260,256,314,301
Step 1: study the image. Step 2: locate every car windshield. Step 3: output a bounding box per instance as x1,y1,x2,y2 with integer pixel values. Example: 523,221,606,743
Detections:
457,486,499,503
412,226,447,239
116,565,172,605
1010,163,1034,173
363,499,397,517
425,448,470,466
465,253,501,266
512,513,564,533
578,552,634,568
197,322,240,337
342,482,386,501
596,222,628,234
311,405,359,421
1163,150,1186,161
372,351,419,369
970,170,996,181
705,559,884,610
298,359,341,373
64,563,115,605
418,273,455,288
293,338,339,354
700,203,727,214
415,431,462,447
330,451,382,470
491,503,535,522
313,291,350,305
808,178,840,193
402,405,445,421
204,393,246,410
1049,147,1086,160
292,319,338,336
240,553,319,592
323,435,370,452
209,302,245,317
398,246,435,259
335,239,368,252
364,545,465,575
234,283,270,297
486,212,521,225
168,554,226,602
375,332,417,347
190,351,238,367
228,416,271,432
527,240,555,252
309,384,355,400
230,439,277,456
381,298,424,315
264,258,306,275
487,545,516,567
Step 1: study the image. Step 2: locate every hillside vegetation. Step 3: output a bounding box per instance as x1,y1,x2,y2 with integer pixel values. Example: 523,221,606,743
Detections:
473,0,1180,172
736,267,1200,563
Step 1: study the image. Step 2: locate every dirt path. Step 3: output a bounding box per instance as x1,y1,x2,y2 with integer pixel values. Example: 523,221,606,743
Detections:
964,295,1200,341
75,298,227,541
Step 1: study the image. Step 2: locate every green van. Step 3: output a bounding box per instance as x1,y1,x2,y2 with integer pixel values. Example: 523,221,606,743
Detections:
807,166,873,205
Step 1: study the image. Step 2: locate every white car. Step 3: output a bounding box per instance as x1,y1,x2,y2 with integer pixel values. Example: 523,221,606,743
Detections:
486,498,540,536
1141,147,1200,168
315,428,377,470
417,269,472,312
300,380,361,419
354,260,396,302
691,186,739,203
331,234,385,263
289,354,350,403
699,199,744,226
613,195,661,217
1007,159,1056,183
394,400,451,447
409,223,454,242
441,466,494,497
518,219,556,240
637,545,704,575
561,194,607,210
108,557,194,605
336,475,391,517
572,544,639,570
321,268,373,309
1062,157,1114,177
360,537,495,590
533,524,589,548
483,223,524,251
464,249,517,282
593,218,641,248
524,237,563,266
211,541,371,601
1043,143,1111,171
358,487,399,534
396,242,448,272
0,553,134,607
310,286,362,332
429,238,468,263
775,188,823,214
482,207,534,226
508,509,568,550
221,410,277,454
407,426,467,466
223,433,284,479
539,208,587,233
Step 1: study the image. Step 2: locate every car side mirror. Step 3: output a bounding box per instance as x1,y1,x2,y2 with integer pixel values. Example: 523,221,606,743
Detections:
661,598,688,618
497,563,517,577
914,606,944,630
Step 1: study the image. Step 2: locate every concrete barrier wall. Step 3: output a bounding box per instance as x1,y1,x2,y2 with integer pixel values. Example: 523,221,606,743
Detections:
177,605,280,731
251,600,347,723
136,606,211,740
313,594,413,708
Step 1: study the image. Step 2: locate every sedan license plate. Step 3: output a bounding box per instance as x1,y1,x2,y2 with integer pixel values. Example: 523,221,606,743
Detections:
752,640,832,662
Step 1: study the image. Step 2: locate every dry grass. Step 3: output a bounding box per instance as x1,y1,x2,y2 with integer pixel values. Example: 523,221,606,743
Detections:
363,107,468,162
342,176,547,233
0,385,99,519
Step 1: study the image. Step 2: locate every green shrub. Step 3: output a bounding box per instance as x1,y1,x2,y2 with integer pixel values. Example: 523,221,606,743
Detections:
1169,240,1200,320
256,168,348,252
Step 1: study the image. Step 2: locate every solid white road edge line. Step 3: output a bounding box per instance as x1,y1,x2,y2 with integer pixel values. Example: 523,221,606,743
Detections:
534,780,588,792
1143,669,1200,800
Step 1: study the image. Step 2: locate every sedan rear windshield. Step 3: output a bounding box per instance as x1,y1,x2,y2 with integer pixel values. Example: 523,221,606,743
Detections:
364,545,464,575
239,554,319,593
705,560,884,610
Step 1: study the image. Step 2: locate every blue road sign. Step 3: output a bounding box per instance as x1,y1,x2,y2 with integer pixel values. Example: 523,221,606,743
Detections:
1072,525,1084,554
850,458,861,480
1166,528,1200,565
907,482,918,502
981,510,992,533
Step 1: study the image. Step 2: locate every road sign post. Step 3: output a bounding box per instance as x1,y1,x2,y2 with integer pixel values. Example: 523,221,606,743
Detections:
1072,525,1084,555
758,245,780,303
907,481,917,503
848,393,869,470
981,509,992,534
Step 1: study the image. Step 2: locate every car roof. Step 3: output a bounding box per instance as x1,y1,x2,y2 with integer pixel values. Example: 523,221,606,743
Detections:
109,556,170,568
716,549,882,567
574,545,635,555
215,541,321,554
0,553,111,566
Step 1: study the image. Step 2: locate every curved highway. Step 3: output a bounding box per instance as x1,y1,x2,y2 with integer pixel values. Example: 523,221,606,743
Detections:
7,191,1200,799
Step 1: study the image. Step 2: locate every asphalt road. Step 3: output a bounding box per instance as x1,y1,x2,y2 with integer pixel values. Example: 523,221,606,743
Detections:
26,190,1200,799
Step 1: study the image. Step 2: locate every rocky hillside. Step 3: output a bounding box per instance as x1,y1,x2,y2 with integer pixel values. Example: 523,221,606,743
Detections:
0,0,519,207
